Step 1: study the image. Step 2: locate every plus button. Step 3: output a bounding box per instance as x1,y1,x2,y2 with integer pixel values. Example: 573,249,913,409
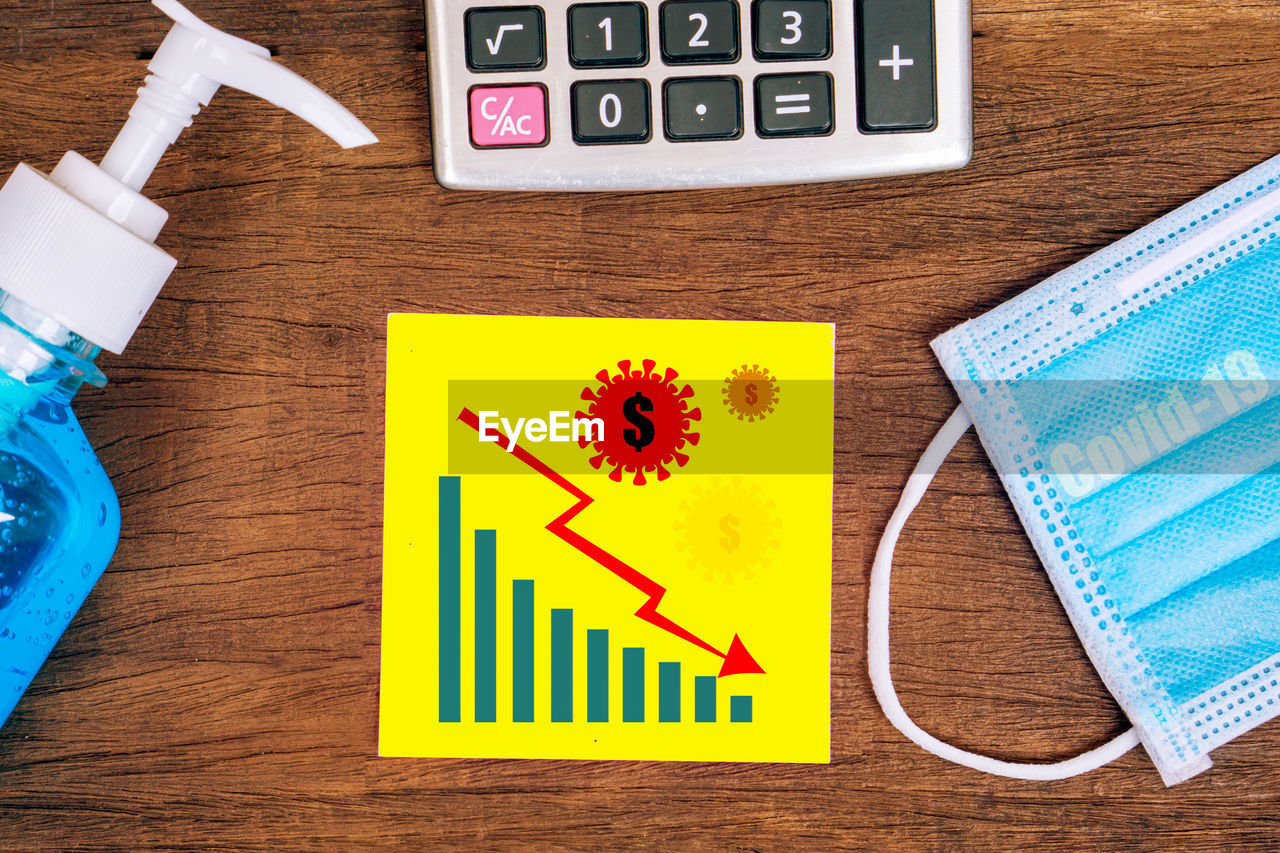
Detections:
878,44,914,80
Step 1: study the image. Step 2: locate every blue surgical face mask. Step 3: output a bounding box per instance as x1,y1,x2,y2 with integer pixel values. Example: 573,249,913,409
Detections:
869,153,1280,786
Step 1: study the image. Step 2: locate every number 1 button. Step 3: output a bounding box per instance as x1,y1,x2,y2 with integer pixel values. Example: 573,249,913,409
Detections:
753,0,830,60
572,80,652,144
660,0,740,64
569,3,648,67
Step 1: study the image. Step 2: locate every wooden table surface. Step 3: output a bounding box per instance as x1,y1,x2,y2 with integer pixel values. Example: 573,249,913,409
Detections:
1,0,1278,849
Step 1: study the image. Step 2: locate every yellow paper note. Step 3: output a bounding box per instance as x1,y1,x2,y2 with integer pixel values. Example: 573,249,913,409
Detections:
380,315,833,763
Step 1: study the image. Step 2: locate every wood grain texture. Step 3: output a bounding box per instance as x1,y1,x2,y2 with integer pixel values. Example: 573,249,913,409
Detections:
1,0,1279,848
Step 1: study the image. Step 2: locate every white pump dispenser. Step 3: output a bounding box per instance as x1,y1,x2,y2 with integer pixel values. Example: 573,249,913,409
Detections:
0,0,376,354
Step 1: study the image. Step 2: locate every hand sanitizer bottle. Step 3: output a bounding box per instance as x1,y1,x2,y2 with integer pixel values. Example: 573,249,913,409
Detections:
0,0,375,728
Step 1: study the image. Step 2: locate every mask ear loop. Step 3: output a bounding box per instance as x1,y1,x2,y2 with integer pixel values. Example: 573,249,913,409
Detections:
868,404,1141,780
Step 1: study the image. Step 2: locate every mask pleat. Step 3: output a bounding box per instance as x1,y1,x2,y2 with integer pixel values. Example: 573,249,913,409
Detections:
1070,394,1280,555
1097,463,1280,617
1126,537,1280,705
1030,239,1280,385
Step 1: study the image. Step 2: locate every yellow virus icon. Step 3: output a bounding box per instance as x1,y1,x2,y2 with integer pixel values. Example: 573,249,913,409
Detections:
674,477,780,585
722,364,779,421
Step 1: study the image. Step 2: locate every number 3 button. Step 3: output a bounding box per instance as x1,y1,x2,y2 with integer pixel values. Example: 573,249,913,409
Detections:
753,0,831,60
571,80,652,144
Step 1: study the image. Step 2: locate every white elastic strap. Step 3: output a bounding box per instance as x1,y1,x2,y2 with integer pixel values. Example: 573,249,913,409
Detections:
868,404,1141,781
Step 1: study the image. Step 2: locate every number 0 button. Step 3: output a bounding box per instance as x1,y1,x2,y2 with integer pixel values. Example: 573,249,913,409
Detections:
572,80,652,144
660,0,740,64
569,3,648,67
753,0,830,60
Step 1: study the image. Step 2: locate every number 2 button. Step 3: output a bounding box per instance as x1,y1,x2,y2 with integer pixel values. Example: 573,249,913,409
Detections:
753,0,830,60
571,80,652,144
660,0,740,64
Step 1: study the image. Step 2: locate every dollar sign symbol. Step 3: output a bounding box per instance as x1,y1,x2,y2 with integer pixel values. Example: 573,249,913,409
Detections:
622,391,655,452
719,513,740,551
745,383,758,406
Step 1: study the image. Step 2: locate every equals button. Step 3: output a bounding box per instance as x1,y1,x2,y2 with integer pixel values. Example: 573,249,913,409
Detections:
773,93,812,115
754,73,833,138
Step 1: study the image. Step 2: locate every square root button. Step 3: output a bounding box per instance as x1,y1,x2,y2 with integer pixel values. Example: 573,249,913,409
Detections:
469,85,549,147
465,7,546,71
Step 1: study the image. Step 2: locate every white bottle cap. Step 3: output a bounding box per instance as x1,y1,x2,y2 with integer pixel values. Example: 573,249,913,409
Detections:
0,0,376,354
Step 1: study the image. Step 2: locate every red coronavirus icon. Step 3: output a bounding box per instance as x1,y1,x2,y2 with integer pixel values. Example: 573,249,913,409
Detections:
577,359,701,485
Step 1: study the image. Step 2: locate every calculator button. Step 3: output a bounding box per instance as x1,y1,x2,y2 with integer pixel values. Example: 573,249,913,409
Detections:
752,0,830,60
660,0,740,64
569,3,648,67
465,7,546,71
754,73,833,137
662,77,742,141
469,85,549,147
855,0,936,131
572,80,652,144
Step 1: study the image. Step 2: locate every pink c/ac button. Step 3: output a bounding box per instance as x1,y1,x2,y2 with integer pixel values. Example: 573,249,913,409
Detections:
469,85,548,147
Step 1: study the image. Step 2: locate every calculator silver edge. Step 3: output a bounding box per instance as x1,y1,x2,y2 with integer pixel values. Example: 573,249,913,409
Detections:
427,0,972,190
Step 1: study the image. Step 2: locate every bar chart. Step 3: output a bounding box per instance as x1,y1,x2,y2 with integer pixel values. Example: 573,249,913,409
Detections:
437,476,755,725
381,315,833,763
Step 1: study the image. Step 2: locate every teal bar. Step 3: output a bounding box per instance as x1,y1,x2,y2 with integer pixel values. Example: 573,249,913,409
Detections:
622,647,645,722
730,695,753,723
474,529,497,723
513,580,534,722
658,662,681,722
695,675,716,722
438,476,461,723
551,609,573,722
587,630,609,722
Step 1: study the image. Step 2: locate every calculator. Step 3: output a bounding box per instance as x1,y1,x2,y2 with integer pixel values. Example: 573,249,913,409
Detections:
424,0,971,190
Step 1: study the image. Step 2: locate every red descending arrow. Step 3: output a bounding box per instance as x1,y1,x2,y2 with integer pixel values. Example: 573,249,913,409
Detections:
458,407,764,678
